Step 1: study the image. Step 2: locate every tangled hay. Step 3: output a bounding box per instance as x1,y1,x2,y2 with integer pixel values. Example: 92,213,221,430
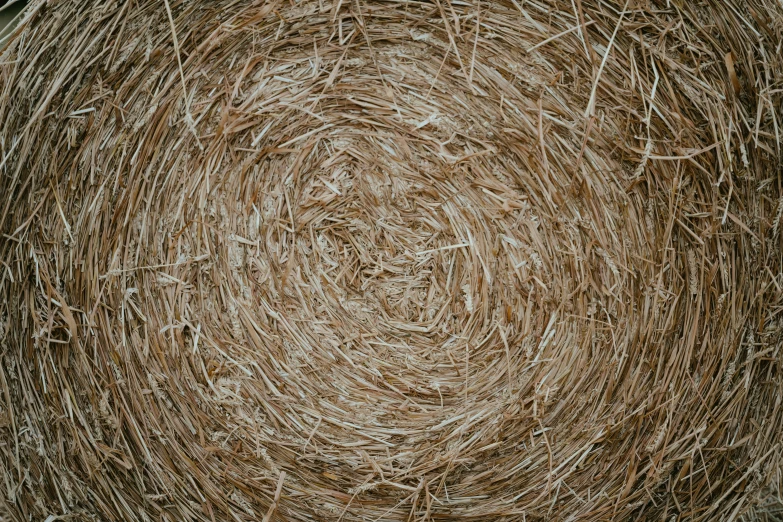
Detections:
1,0,783,520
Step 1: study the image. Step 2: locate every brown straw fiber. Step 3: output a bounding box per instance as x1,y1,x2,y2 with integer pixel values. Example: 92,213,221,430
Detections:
1,0,783,520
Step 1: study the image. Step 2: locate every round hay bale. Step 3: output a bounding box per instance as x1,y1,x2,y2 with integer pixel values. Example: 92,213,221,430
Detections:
1,0,782,520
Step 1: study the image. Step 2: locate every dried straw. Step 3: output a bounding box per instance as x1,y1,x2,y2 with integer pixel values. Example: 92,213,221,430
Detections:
1,0,782,520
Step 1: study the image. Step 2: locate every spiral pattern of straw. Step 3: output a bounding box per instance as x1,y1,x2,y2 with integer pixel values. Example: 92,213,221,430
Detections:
1,1,782,520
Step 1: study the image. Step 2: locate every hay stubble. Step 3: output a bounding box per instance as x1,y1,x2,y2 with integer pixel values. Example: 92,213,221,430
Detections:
1,0,782,520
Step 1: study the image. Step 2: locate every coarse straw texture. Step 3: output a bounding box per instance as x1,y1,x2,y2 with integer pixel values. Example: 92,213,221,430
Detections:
1,0,783,520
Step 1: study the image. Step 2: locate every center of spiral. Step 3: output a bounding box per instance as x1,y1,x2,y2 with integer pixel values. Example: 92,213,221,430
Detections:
242,129,540,410
293,140,473,340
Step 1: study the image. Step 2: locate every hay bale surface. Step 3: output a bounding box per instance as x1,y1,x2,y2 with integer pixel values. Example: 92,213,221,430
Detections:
1,0,782,520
